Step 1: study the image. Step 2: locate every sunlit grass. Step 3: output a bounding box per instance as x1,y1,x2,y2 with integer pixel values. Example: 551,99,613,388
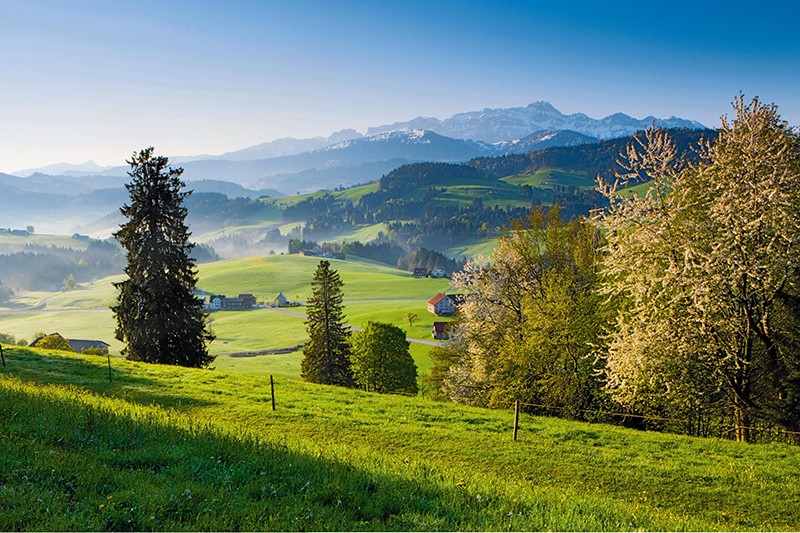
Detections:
1,346,798,531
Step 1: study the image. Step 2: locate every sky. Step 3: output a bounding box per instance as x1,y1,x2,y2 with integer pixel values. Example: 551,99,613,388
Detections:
2,0,799,173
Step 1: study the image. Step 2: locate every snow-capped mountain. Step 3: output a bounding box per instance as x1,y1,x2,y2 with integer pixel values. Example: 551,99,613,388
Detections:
181,129,500,191
367,101,706,143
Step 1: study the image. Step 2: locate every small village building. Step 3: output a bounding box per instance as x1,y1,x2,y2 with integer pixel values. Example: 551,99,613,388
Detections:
432,321,451,340
300,246,323,257
412,267,428,278
209,294,257,310
274,292,290,307
30,333,110,354
428,293,456,316
430,267,447,278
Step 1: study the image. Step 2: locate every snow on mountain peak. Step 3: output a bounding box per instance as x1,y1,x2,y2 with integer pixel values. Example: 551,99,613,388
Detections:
367,101,707,144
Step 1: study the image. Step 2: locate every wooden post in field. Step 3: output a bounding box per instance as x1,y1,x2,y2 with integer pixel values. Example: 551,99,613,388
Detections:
270,374,276,411
0,344,5,367
107,353,112,383
513,400,520,441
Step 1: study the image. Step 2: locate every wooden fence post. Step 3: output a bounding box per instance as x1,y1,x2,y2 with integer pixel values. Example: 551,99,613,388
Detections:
513,400,520,441
270,374,276,411
107,353,112,383
0,344,5,368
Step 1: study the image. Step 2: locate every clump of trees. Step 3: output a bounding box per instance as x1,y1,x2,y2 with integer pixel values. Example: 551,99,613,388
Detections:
595,96,800,442
301,261,419,395
112,148,214,368
434,205,609,416
431,97,800,443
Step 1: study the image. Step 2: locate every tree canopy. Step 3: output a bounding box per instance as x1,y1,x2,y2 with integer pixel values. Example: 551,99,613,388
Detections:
437,205,609,415
595,96,800,442
350,321,418,394
111,147,214,368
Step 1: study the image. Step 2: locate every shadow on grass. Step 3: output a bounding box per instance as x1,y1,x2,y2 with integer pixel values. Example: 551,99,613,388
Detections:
0,376,581,532
0,346,216,410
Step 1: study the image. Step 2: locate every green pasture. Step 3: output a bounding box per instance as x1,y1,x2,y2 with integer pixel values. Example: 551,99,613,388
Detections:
501,167,595,189
0,309,121,353
194,220,284,244
197,254,450,301
0,256,447,379
442,236,500,260
0,232,93,251
431,181,532,208
2,346,799,531
309,223,392,245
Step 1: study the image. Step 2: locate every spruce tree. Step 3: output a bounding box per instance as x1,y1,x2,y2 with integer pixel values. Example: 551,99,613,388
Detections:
111,147,214,367
301,260,354,386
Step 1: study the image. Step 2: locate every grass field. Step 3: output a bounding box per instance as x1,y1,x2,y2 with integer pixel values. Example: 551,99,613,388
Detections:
0,232,93,252
501,168,595,189
197,254,450,302
1,346,798,531
0,255,448,379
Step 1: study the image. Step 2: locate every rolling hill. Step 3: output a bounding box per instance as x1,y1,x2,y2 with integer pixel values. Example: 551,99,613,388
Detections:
1,345,798,531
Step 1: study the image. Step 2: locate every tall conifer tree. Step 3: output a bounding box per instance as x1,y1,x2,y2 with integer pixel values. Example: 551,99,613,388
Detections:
112,147,214,367
301,260,354,386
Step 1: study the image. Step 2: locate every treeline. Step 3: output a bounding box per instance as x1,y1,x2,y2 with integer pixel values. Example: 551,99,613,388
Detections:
378,162,485,192
0,239,217,292
0,240,124,291
287,238,464,273
430,105,800,444
468,127,716,180
185,193,273,233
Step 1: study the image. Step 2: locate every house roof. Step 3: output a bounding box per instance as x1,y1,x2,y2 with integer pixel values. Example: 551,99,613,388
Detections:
68,339,111,352
428,293,448,305
432,322,449,333
30,333,109,352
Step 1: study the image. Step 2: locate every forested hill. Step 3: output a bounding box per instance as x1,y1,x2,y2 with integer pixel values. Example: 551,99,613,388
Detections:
468,127,716,180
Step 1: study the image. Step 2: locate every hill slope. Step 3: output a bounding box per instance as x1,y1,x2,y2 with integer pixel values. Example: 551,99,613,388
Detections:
1,347,798,531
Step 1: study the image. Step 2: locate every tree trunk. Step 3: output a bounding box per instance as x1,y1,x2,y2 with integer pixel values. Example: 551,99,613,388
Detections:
733,398,750,443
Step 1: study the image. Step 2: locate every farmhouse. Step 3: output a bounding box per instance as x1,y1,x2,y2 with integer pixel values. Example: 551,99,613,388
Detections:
274,292,289,307
430,267,447,278
428,293,456,316
412,267,428,278
209,294,257,310
30,333,110,354
300,246,323,257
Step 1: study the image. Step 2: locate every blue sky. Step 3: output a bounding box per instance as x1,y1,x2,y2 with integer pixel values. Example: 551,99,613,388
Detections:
2,0,798,172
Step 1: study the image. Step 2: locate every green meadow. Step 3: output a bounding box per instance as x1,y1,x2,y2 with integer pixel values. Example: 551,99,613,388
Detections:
501,167,596,189
1,346,799,531
0,255,449,379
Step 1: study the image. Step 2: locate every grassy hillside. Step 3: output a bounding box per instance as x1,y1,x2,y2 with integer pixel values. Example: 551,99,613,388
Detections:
0,232,93,252
197,254,450,301
501,167,596,189
0,255,450,376
1,346,798,531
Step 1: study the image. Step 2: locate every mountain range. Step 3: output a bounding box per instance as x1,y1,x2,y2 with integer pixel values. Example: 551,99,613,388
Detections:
10,101,707,185
365,101,707,142
3,101,713,233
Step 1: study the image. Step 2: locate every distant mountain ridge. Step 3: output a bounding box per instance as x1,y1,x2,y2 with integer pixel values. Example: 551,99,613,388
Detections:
366,101,706,142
